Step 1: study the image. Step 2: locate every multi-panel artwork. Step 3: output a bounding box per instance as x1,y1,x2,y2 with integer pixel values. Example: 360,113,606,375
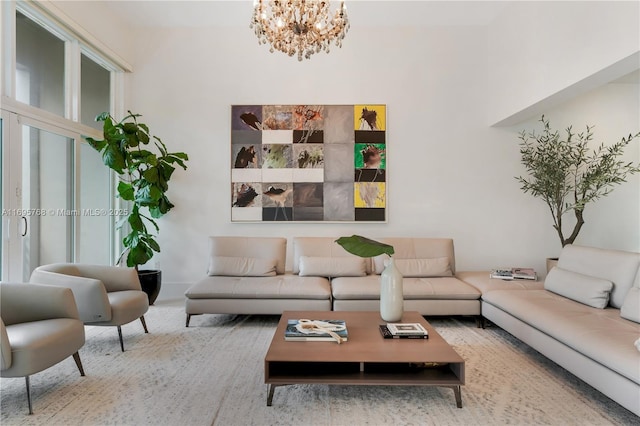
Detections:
231,104,387,222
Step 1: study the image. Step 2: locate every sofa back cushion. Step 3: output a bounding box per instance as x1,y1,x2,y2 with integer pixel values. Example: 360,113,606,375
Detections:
392,257,453,277
208,256,277,277
544,267,613,309
208,236,286,275
298,256,367,277
293,237,372,275
557,244,640,308
372,238,456,275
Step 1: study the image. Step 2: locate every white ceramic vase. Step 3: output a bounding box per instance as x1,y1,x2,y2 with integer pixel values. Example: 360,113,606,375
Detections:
380,257,404,322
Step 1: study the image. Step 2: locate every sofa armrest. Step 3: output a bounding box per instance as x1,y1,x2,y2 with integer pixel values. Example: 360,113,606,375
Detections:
29,271,111,323
0,283,80,325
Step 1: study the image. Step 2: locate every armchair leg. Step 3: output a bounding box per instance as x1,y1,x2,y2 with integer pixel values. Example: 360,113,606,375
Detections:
72,352,86,376
117,326,125,352
140,316,149,333
25,376,33,415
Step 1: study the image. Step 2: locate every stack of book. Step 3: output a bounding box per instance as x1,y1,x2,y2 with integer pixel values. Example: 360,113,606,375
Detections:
284,319,348,342
379,323,429,339
490,268,537,280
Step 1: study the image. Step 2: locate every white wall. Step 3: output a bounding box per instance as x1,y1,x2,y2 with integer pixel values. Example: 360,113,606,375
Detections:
46,1,640,300
488,1,640,126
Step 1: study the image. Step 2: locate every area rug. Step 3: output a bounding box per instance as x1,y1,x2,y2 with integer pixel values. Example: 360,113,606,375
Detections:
1,300,637,426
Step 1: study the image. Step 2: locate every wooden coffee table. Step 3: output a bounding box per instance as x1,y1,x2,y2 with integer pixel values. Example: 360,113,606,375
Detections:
264,311,465,408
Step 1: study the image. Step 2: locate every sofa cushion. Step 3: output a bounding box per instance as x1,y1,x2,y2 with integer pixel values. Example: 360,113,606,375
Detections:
483,289,640,384
185,275,331,300
544,267,613,309
372,238,456,274
208,256,277,277
393,257,452,277
293,237,373,275
331,276,480,300
208,236,287,274
299,256,367,277
621,287,640,323
557,245,640,309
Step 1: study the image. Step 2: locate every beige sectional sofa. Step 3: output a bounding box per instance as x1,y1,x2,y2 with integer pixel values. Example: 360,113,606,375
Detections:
293,237,481,316
184,237,332,326
185,236,482,326
479,245,640,416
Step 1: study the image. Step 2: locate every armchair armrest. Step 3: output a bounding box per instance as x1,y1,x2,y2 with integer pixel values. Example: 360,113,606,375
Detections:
1,318,11,371
0,283,80,325
74,265,142,292
29,271,111,323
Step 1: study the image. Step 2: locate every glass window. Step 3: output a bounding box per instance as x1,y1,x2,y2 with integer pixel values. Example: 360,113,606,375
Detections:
15,11,65,116
81,53,111,129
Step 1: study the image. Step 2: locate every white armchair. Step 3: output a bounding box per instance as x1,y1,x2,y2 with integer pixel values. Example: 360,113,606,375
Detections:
30,264,149,352
1,283,86,414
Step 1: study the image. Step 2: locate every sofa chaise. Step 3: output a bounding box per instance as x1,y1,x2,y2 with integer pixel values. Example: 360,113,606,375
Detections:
478,244,640,416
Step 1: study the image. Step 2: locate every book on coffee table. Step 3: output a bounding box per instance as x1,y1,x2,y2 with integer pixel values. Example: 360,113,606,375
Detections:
284,319,348,342
379,324,428,339
386,323,428,336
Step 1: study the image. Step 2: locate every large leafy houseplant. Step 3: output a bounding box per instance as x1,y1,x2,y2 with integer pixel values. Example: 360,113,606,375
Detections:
85,111,189,268
517,115,639,247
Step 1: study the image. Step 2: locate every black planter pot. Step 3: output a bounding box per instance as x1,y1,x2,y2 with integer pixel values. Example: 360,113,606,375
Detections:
138,270,162,305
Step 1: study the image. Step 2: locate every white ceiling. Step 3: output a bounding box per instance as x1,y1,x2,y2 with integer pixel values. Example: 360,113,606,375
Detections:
101,0,511,28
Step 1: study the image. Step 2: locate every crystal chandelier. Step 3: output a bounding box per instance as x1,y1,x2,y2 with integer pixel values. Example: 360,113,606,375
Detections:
250,0,350,61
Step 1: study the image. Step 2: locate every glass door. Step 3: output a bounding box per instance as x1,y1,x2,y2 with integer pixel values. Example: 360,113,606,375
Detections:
20,124,74,279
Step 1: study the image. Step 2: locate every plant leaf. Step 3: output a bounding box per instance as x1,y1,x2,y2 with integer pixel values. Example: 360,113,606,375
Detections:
335,235,394,258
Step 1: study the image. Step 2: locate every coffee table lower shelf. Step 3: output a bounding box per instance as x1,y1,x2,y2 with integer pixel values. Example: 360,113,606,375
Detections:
265,360,464,408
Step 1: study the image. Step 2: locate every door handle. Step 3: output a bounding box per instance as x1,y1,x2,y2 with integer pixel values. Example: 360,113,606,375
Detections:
21,216,27,237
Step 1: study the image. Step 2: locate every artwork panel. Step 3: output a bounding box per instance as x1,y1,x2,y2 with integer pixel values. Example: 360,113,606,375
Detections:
354,143,386,169
354,182,386,208
324,144,354,182
262,130,293,144
324,105,354,144
323,183,354,221
231,168,262,183
232,105,263,131
261,144,293,168
293,207,324,221
293,182,323,207
293,144,324,169
232,144,261,169
355,169,386,183
262,105,293,130
232,182,262,207
292,168,324,182
354,105,386,131
262,207,293,221
231,130,262,145
293,130,324,143
263,168,294,182
354,130,386,144
292,105,325,130
262,183,293,208
230,104,387,223
355,208,386,222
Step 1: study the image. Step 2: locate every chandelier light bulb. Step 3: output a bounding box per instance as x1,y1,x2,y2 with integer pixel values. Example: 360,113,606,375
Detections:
250,0,350,61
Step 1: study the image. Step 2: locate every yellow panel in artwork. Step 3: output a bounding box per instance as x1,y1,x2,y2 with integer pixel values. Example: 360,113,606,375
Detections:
354,105,386,131
354,182,386,208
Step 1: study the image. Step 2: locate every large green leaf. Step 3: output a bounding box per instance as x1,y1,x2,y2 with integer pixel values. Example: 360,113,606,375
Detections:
117,181,135,201
85,137,106,152
335,235,394,258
